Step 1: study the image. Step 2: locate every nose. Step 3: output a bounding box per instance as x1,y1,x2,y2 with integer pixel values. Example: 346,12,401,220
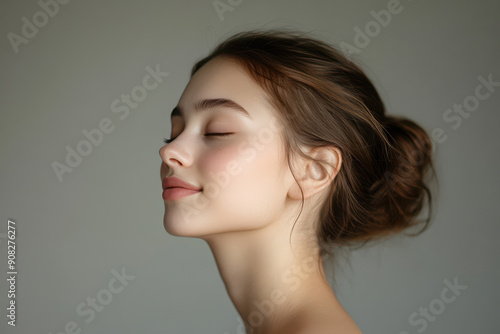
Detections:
159,141,194,171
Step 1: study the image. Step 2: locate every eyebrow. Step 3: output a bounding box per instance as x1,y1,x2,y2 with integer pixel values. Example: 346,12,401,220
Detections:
170,98,252,120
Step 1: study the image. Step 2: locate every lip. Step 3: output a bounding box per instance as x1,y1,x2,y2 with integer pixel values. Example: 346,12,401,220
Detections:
162,187,201,201
162,176,202,191
162,176,202,201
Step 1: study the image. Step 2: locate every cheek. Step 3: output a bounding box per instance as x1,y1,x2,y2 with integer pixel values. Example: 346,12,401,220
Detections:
199,145,242,183
199,140,285,223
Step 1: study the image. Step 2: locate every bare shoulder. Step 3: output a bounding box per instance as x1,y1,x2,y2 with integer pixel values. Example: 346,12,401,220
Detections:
277,281,363,334
289,317,363,334
284,301,363,334
291,325,362,334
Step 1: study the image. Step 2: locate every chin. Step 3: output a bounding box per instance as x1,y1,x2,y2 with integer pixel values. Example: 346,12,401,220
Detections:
163,214,199,237
162,208,215,239
162,210,248,240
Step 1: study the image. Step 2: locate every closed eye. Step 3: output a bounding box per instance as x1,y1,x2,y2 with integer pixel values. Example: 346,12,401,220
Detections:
205,132,234,138
163,133,233,144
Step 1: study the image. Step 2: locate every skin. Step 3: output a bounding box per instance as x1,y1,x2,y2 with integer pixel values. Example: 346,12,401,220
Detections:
159,56,362,334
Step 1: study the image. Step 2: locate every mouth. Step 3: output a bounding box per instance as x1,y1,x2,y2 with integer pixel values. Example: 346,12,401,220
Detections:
161,176,202,201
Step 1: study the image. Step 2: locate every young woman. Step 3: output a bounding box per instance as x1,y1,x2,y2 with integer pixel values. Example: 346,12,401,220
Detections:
159,29,436,334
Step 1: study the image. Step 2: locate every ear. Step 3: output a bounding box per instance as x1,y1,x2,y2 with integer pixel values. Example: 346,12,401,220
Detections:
287,146,342,200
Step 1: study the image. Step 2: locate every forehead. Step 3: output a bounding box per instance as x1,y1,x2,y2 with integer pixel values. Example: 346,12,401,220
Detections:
177,57,271,119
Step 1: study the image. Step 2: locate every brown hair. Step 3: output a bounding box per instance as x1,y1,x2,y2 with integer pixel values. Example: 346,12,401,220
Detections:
190,29,437,259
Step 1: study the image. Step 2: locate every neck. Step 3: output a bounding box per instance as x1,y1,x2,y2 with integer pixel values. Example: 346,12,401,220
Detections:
203,223,335,333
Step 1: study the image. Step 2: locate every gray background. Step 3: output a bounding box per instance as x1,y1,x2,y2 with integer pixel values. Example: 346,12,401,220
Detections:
1,0,499,333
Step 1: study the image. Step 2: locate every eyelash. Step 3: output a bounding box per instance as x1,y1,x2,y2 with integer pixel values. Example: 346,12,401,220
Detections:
163,133,233,144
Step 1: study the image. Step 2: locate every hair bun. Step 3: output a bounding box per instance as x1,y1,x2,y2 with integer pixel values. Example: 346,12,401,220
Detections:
371,115,436,237
383,115,433,184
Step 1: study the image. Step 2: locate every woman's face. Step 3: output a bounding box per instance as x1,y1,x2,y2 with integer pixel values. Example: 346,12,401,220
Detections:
159,57,295,239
